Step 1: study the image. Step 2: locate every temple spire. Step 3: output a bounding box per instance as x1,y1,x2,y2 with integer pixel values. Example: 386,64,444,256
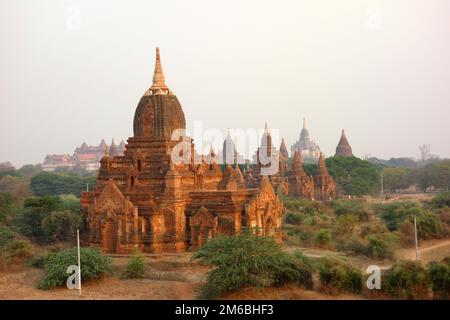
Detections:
109,138,118,157
151,47,169,91
279,138,289,159
103,144,109,158
335,129,353,157
303,117,306,129
291,149,305,175
315,152,329,175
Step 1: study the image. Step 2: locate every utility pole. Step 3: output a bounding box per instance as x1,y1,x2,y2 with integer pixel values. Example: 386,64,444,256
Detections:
380,172,384,196
77,229,82,295
414,215,419,261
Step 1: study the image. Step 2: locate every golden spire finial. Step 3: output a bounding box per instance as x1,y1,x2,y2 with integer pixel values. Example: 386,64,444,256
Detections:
151,47,168,91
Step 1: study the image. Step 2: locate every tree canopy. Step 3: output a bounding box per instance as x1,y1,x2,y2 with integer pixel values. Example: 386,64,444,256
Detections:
325,156,380,196
31,172,96,197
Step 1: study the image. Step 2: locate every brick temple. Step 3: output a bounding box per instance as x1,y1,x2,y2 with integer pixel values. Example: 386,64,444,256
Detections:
80,48,283,254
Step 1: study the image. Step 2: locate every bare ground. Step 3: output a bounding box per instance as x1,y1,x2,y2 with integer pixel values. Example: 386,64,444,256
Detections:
395,239,450,263
1,238,449,300
0,254,208,300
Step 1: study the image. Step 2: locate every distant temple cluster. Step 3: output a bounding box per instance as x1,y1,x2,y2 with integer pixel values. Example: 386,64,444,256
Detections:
228,124,340,202
218,121,354,201
42,139,126,172
289,118,354,161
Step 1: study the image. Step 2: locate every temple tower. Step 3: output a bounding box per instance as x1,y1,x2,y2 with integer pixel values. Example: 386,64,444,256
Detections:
313,153,336,201
287,149,314,199
334,129,353,157
81,48,284,254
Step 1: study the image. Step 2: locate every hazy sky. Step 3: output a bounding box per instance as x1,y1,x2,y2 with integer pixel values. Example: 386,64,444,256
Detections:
1,0,450,167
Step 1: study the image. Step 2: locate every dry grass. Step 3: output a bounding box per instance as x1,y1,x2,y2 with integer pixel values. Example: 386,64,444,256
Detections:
146,271,187,282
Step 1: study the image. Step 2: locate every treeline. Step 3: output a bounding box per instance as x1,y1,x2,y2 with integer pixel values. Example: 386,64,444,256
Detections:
30,172,96,197
0,194,85,270
0,162,96,270
301,157,450,196
302,156,381,196
0,162,97,200
382,160,450,193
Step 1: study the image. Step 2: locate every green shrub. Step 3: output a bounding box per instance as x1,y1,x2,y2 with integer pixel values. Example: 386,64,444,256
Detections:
336,233,397,259
12,196,62,240
359,222,390,238
41,210,82,242
0,225,14,247
427,257,450,299
285,212,302,225
398,220,415,245
2,240,33,265
318,257,363,294
12,196,83,243
30,255,49,269
375,201,444,239
121,249,147,279
0,192,16,224
283,198,327,216
374,201,418,231
298,230,312,241
271,251,314,289
59,194,81,212
429,192,450,209
335,214,358,235
314,229,332,248
38,247,112,290
438,208,450,236
304,216,322,226
366,233,397,259
438,207,450,225
382,260,430,299
331,200,369,221
416,210,444,239
336,237,368,256
192,231,313,299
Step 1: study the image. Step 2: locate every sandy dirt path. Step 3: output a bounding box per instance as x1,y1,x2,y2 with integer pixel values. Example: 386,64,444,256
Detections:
395,239,450,263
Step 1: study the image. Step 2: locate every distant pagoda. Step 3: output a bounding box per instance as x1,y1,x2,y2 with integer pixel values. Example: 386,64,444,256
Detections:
291,117,321,161
334,129,353,157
